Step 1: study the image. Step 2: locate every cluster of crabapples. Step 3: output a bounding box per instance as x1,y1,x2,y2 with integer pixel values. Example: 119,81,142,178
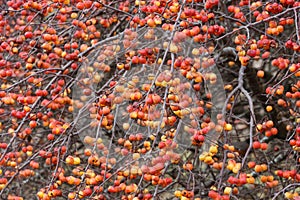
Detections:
59,134,179,199
139,139,179,186
285,39,300,52
256,120,278,138
174,189,196,200
265,80,300,109
205,159,280,199
289,126,300,152
234,35,276,66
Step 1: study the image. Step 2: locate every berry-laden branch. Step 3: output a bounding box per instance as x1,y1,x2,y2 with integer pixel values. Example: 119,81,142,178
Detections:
218,63,255,191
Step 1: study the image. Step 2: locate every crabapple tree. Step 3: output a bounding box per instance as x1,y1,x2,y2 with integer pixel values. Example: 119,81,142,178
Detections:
0,0,299,200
